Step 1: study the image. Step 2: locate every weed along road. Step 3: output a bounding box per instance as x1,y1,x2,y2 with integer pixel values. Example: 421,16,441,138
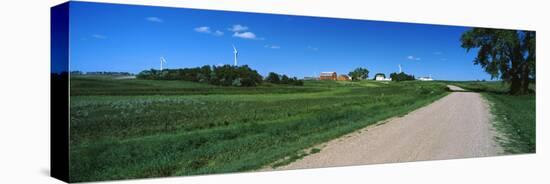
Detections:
275,85,502,170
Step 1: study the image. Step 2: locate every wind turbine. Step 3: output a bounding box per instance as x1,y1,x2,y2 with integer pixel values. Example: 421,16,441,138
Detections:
398,64,402,73
160,56,166,70
232,45,238,66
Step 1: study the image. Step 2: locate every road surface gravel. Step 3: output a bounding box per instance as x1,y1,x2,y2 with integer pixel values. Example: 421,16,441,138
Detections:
275,85,502,170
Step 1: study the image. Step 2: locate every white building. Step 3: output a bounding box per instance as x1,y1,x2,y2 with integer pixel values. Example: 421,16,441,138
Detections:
418,75,434,81
374,74,391,81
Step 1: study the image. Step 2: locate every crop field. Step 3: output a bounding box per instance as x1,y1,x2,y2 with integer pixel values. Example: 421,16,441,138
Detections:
69,76,449,182
451,81,536,153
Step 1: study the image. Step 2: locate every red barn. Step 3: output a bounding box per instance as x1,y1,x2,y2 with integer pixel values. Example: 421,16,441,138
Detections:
338,74,351,81
320,72,337,80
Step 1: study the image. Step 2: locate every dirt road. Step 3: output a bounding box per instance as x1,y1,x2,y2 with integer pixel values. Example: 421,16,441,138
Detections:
276,85,502,170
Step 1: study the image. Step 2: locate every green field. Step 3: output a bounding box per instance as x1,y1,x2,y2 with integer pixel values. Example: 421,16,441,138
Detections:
69,76,449,182
451,81,536,153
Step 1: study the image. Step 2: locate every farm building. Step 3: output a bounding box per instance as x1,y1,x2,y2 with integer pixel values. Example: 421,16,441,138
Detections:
374,73,391,81
337,74,351,81
320,72,337,80
418,75,434,81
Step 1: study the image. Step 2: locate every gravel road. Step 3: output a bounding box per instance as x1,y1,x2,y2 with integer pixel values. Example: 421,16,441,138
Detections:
275,85,502,170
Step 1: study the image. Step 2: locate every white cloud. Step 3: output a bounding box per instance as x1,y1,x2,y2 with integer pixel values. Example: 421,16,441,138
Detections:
227,24,263,40
194,27,225,37
233,31,257,39
145,17,163,23
228,24,249,32
193,26,225,36
91,34,107,39
264,45,280,49
407,55,421,61
213,30,224,36
194,26,212,33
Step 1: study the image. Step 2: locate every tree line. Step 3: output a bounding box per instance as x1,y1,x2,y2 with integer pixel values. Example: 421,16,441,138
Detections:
265,72,304,86
390,72,415,82
348,67,370,81
70,71,133,76
136,65,303,87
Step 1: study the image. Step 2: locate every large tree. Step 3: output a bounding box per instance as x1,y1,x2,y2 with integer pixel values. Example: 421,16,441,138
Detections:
390,72,415,82
348,67,370,81
265,72,281,83
460,28,535,95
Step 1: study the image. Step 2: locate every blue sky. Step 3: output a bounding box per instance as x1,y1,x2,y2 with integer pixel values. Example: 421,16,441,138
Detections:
67,1,490,81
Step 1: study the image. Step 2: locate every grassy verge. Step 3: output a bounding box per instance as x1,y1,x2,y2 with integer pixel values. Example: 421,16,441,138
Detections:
69,77,449,182
483,93,535,153
451,81,535,154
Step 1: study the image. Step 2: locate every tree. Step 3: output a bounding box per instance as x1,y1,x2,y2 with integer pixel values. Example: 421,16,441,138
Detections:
236,65,263,87
265,72,281,83
264,72,303,86
460,28,535,95
137,64,262,87
198,65,212,83
348,67,370,81
137,69,161,80
390,72,415,82
280,74,290,84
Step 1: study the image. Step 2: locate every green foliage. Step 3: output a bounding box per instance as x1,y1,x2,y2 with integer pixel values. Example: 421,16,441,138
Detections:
264,72,304,86
69,78,448,182
348,67,370,81
390,72,415,82
460,28,536,95
265,72,281,83
137,65,263,87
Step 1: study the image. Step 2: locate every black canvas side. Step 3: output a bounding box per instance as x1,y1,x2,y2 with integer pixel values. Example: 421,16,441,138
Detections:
50,2,70,183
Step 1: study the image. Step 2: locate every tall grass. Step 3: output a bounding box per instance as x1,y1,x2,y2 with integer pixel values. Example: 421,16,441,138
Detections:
69,77,448,182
